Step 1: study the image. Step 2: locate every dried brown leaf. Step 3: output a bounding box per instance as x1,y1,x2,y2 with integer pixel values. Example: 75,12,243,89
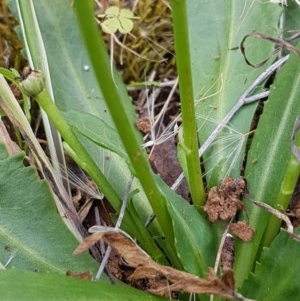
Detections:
73,227,243,299
73,232,104,255
149,268,235,298
129,266,159,280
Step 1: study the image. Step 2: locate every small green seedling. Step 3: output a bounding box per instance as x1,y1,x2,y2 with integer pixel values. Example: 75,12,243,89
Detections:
98,6,138,34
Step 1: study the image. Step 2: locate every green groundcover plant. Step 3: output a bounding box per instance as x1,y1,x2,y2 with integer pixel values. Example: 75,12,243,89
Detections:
0,0,300,300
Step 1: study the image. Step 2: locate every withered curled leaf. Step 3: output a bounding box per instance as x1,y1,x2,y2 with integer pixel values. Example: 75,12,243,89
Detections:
73,226,252,299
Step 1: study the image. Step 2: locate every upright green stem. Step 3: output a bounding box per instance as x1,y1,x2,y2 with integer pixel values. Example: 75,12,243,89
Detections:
169,0,206,210
74,0,176,256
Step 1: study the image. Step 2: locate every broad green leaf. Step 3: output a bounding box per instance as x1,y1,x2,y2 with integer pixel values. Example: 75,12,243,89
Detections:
0,145,97,274
235,49,300,286
188,1,281,184
0,269,167,301
240,229,300,301
63,110,129,162
156,176,214,276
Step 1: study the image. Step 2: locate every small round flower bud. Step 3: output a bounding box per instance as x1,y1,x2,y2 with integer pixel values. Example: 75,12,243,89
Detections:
20,68,45,97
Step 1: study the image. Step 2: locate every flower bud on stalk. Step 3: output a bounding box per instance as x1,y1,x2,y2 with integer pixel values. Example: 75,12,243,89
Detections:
19,67,45,98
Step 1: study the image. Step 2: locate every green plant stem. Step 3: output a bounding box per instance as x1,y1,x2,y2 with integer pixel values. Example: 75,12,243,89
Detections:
35,90,121,209
261,148,300,248
73,0,177,259
169,0,205,210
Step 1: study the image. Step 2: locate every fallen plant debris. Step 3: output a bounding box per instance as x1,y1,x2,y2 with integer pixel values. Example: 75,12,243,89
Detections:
73,226,253,300
66,270,92,281
252,199,294,233
204,177,246,222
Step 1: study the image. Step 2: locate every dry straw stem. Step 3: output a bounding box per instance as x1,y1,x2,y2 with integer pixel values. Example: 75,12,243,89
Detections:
142,77,180,151
246,197,294,235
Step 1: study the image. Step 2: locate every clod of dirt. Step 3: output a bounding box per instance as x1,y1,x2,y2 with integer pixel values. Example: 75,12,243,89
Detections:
136,116,151,134
204,177,246,222
230,221,255,242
